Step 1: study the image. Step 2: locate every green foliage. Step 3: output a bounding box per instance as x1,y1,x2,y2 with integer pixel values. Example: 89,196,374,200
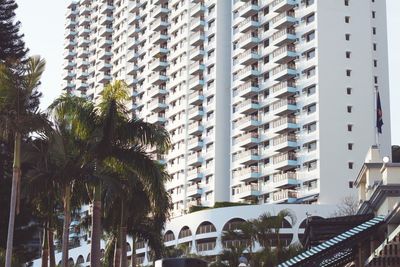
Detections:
188,205,210,213
213,201,252,208
0,248,23,267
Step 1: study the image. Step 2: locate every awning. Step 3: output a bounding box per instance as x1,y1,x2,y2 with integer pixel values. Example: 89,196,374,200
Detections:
279,215,385,267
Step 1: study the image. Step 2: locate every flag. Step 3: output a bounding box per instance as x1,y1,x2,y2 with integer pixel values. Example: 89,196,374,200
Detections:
376,91,383,134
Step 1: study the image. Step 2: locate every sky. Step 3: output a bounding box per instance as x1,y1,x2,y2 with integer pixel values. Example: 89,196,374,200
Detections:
16,0,400,145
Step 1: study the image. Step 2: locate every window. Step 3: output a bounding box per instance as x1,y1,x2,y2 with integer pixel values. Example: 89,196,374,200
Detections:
306,85,316,96
345,34,351,41
348,162,354,169
345,0,349,6
305,31,315,42
374,76,378,84
346,87,352,95
372,11,376,18
306,13,315,24
347,124,353,131
373,43,377,51
307,104,317,114
346,69,352,77
372,27,376,35
347,106,352,113
348,143,353,150
306,0,314,6
345,16,350,23
305,122,317,133
349,181,354,188
306,141,317,152
346,51,351,58
374,60,378,67
306,67,316,78
306,49,316,59
305,160,317,171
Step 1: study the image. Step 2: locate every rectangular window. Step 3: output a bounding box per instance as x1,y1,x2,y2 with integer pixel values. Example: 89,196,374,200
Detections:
373,43,377,51
346,51,351,58
372,11,376,18
345,34,351,41
306,0,314,6
345,0,349,6
307,49,316,59
374,60,378,67
305,31,315,42
306,13,315,24
307,104,317,114
305,122,317,133
347,106,352,113
347,124,353,132
374,76,378,84
306,67,316,78
345,16,350,23
372,27,376,35
347,87,352,95
307,141,317,152
346,69,352,76
348,143,353,150
306,85,316,96
348,162,354,169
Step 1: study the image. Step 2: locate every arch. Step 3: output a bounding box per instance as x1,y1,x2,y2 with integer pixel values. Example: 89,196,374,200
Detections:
86,253,90,262
196,221,216,235
127,242,131,252
76,255,84,264
222,218,246,231
178,226,192,239
299,216,324,229
164,230,175,242
68,257,74,266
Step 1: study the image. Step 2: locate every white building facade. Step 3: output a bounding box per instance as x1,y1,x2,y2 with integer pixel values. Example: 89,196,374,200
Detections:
54,0,392,265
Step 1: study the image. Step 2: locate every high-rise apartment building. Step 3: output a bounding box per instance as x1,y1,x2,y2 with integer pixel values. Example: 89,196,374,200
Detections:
55,0,392,264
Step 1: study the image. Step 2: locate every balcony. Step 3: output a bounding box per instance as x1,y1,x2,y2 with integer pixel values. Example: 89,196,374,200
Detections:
187,184,202,197
188,107,204,120
98,50,113,60
190,32,205,46
99,37,113,48
77,27,91,36
148,87,167,98
100,4,114,14
272,133,297,152
187,169,203,182
238,18,260,33
188,138,204,151
271,11,296,29
188,92,205,105
187,154,204,167
189,47,205,61
188,76,204,90
76,59,89,68
271,189,297,203
189,62,205,75
233,82,259,98
232,166,260,182
272,45,297,64
271,28,297,46
237,32,260,49
99,15,113,25
128,1,142,13
76,70,89,80
268,81,296,99
152,18,169,31
98,73,112,83
63,61,76,70
148,99,167,112
76,81,88,91
190,18,205,32
150,32,169,44
237,66,260,81
236,50,260,66
79,6,91,16
235,99,260,115
188,123,204,135
149,73,168,85
147,114,167,125
270,98,297,116
150,46,169,58
272,152,297,171
233,132,259,148
234,149,260,165
239,2,259,18
270,0,297,13
99,27,113,37
270,63,296,81
152,5,169,18
233,184,259,199
191,3,206,17
272,172,299,189
149,59,169,71
234,116,260,131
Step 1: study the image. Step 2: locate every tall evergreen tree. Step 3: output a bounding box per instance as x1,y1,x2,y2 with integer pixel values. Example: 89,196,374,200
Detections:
0,0,28,62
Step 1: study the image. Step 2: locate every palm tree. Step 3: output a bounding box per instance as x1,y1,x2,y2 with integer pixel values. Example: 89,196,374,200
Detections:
50,80,170,267
0,56,48,267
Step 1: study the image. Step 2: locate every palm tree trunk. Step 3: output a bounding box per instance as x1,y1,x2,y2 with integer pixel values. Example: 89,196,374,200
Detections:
130,235,136,267
48,221,56,267
61,185,71,267
120,202,128,267
90,183,102,267
113,235,121,267
41,224,49,267
5,132,21,267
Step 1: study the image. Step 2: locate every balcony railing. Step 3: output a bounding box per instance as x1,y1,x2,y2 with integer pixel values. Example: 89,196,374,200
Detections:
272,133,296,146
232,166,259,179
272,116,296,128
273,152,297,164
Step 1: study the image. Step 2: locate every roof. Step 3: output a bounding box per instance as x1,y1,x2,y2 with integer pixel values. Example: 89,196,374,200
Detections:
278,215,385,267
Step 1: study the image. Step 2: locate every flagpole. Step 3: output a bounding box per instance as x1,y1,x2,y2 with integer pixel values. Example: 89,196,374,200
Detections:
374,86,380,148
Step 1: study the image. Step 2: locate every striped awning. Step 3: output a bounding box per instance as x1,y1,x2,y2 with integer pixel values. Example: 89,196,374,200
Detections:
278,215,385,267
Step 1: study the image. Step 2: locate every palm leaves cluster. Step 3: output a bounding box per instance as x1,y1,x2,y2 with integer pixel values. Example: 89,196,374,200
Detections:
219,210,303,267
0,57,172,267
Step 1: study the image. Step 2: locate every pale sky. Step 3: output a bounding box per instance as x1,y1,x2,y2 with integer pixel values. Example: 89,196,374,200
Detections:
16,0,400,145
